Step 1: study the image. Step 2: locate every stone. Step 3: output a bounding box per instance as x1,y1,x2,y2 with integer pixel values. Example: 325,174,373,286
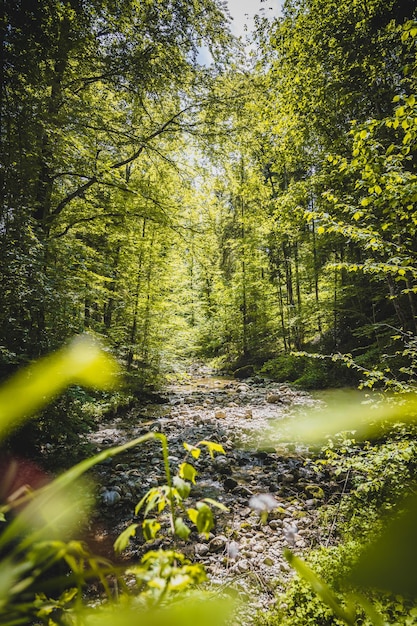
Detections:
269,519,283,530
101,490,121,505
266,393,281,404
223,477,238,491
237,559,250,572
194,543,210,556
282,473,295,483
234,365,255,379
209,535,227,553
215,410,227,419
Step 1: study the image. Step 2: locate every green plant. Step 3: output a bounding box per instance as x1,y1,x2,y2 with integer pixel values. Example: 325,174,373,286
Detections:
124,550,207,607
115,439,227,546
266,389,417,624
0,336,234,625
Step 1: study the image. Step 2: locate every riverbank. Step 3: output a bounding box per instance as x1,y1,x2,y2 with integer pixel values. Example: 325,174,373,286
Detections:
85,371,346,620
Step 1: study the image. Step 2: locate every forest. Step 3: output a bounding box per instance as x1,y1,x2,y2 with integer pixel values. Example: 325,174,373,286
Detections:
1,0,417,623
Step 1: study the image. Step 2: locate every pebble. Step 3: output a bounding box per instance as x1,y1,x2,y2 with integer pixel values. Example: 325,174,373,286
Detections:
209,535,227,552
195,543,210,556
237,559,250,572
223,477,238,491
90,370,324,622
266,393,281,404
101,490,121,505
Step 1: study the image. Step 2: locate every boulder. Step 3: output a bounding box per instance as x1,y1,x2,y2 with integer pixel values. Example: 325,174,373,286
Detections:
234,365,255,379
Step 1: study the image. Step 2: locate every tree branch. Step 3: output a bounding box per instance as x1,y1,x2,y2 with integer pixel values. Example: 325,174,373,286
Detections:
49,102,200,220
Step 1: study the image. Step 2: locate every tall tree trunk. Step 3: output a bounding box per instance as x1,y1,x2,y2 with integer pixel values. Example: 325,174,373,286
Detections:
34,11,72,228
294,240,302,349
312,220,322,336
283,239,294,350
277,269,288,352
127,219,147,369
386,274,409,331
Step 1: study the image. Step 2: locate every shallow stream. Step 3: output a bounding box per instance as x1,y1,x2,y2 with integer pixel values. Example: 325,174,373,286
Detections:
87,372,335,619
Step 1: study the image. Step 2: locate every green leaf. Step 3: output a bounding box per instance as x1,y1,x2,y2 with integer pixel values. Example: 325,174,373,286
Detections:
179,463,197,484
183,442,201,459
195,503,214,537
114,524,139,554
201,498,228,511
142,519,161,542
174,517,191,540
81,597,234,626
197,441,226,459
348,492,417,597
0,335,120,439
187,508,198,525
263,391,417,444
173,476,191,499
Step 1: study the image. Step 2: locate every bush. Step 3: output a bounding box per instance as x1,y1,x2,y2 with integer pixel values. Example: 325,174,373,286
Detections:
259,354,358,389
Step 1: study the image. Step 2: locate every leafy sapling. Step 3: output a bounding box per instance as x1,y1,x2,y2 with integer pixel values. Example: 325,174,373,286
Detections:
115,439,228,550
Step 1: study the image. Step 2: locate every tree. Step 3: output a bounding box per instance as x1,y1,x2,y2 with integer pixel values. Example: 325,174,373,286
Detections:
0,0,233,364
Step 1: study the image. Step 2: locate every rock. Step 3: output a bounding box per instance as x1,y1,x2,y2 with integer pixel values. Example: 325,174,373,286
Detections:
223,477,238,491
195,543,210,556
214,456,230,473
209,535,227,553
244,409,253,419
269,519,283,530
215,410,227,419
282,473,295,484
263,556,274,566
101,490,121,505
266,393,281,404
234,365,255,379
280,562,291,573
237,559,250,572
254,450,269,460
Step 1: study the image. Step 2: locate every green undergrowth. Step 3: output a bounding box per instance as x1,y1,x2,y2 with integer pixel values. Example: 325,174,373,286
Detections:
259,354,359,389
259,417,417,625
259,542,417,626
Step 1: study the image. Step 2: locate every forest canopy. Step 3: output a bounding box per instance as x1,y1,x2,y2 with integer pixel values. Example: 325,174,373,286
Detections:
1,0,416,390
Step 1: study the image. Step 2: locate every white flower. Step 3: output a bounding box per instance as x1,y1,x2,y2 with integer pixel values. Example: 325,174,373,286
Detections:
249,493,279,512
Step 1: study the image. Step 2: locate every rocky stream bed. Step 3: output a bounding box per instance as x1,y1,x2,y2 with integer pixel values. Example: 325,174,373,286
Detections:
86,370,341,621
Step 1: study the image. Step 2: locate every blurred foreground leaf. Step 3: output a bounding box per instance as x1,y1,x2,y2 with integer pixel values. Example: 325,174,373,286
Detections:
84,596,234,626
264,391,417,445
0,335,120,438
348,491,417,597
